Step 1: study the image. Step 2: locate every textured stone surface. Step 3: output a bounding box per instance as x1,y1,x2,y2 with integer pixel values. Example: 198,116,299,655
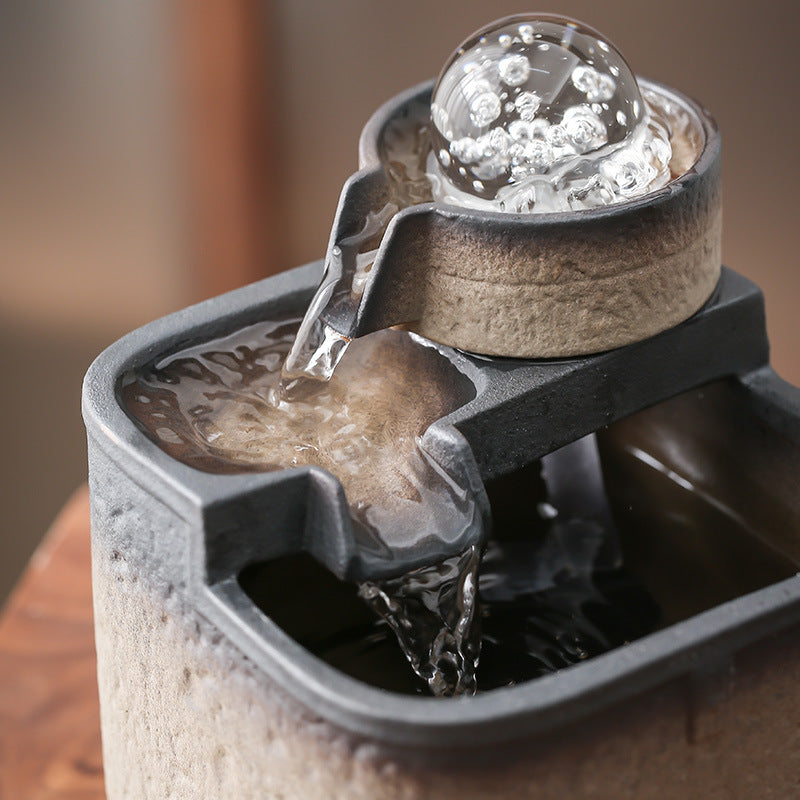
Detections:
396,206,721,357
92,518,800,799
93,544,375,799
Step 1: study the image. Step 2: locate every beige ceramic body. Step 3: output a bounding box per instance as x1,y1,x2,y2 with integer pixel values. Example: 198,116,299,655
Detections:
93,538,800,800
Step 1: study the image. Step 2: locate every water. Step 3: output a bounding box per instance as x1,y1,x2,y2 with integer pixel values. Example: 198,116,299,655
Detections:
277,112,432,399
280,203,398,400
279,92,437,399
280,97,439,399
238,399,799,696
238,459,663,695
121,316,483,694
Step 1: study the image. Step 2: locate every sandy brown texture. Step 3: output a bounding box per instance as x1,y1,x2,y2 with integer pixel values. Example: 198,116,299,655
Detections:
414,209,721,358
364,186,722,358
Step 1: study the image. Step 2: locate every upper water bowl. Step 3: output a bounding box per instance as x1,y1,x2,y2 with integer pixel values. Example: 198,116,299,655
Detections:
323,18,720,359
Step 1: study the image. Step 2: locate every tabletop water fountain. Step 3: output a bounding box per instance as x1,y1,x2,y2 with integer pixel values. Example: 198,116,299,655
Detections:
83,15,800,799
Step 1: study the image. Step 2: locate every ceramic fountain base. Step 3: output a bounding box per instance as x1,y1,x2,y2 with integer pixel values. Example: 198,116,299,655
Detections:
84,263,800,799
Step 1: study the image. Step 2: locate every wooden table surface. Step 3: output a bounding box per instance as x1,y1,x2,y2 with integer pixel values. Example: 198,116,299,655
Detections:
0,486,105,799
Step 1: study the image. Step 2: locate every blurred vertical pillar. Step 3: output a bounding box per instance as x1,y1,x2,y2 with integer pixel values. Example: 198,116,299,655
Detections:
174,0,285,300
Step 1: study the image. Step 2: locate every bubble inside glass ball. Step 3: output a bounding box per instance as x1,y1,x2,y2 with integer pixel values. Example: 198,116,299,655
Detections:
428,15,672,213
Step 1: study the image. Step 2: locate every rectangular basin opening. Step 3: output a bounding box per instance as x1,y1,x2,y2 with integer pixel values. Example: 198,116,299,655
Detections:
239,378,800,696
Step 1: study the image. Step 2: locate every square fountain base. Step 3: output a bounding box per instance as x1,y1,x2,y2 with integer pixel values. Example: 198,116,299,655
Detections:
84,263,800,798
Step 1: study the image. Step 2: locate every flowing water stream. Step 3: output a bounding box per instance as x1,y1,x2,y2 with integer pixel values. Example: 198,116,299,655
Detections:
278,94,433,401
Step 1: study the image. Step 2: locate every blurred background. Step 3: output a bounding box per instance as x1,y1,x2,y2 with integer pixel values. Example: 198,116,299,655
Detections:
1,0,798,603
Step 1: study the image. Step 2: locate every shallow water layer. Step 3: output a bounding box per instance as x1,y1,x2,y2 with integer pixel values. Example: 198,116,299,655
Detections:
121,316,483,694
122,317,473,490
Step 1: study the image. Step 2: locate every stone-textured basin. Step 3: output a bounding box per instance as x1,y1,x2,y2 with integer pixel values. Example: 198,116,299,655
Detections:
83,260,800,798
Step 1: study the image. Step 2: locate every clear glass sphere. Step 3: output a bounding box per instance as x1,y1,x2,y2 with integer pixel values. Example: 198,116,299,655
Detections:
428,15,672,213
